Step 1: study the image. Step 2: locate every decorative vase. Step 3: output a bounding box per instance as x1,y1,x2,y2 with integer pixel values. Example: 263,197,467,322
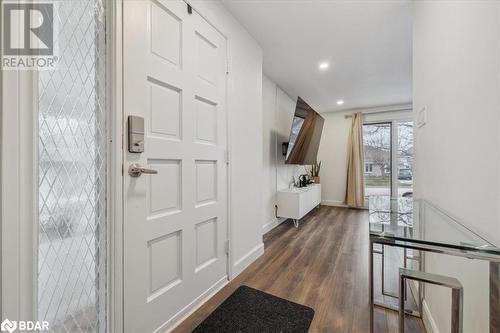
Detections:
312,176,320,184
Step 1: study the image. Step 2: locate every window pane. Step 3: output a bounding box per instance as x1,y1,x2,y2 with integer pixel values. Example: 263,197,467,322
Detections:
363,123,391,197
38,1,107,332
397,121,414,197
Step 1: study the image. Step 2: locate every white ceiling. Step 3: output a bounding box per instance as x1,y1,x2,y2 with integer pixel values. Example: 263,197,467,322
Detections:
221,0,412,112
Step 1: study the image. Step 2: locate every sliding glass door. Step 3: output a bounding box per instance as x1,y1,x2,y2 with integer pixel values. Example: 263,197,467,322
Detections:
363,121,414,198
363,123,392,196
396,121,413,196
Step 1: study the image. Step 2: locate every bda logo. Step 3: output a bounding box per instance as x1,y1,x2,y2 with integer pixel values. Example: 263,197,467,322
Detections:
0,319,49,332
0,319,17,333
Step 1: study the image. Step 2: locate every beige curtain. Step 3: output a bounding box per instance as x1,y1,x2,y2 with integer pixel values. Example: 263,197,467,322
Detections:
345,113,365,208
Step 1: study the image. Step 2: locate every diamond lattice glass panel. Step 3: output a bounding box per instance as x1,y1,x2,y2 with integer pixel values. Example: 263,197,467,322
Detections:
38,1,107,332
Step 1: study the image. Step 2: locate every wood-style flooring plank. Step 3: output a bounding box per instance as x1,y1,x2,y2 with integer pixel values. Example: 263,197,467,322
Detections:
172,206,426,333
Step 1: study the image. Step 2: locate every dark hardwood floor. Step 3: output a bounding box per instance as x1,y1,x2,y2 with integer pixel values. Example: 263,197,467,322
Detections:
173,206,426,333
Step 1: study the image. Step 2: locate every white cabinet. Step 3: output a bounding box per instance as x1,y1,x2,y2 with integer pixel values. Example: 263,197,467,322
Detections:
277,184,321,227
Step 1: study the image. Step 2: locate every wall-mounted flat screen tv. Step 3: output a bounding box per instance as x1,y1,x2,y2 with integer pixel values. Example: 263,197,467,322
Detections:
285,97,325,165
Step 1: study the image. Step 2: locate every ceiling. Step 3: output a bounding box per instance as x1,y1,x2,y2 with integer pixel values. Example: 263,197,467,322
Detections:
221,0,412,112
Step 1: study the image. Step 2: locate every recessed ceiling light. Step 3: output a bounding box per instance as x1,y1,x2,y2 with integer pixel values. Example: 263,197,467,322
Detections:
337,99,344,105
318,62,329,70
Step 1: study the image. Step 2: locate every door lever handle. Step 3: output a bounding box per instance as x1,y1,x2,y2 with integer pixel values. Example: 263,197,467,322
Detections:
128,163,158,177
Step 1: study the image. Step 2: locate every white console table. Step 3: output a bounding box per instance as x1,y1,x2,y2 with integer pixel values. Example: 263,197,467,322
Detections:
277,184,321,227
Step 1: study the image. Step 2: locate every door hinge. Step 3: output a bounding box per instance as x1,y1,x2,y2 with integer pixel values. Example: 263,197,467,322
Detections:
224,149,230,165
225,240,230,255
226,61,230,75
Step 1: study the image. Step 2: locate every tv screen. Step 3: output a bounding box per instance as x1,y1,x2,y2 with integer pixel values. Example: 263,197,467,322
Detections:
285,97,324,165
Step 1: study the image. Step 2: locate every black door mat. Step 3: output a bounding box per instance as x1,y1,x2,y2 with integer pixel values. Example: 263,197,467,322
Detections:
192,285,315,333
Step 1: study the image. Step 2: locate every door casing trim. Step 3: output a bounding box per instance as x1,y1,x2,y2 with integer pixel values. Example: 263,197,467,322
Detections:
1,26,37,324
109,0,124,331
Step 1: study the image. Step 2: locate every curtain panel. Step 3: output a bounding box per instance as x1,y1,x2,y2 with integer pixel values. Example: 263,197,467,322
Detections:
345,113,365,208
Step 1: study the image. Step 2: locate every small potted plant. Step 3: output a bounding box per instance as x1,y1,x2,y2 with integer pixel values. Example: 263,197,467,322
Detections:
310,161,321,184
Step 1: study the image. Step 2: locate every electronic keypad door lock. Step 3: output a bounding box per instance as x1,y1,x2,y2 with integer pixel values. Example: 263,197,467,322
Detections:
128,115,144,153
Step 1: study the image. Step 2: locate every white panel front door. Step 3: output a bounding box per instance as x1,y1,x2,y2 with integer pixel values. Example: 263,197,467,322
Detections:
123,1,228,331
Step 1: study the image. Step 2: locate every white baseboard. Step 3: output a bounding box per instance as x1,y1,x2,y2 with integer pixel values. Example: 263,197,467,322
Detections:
321,199,348,207
422,299,439,333
231,243,265,278
157,243,266,332
157,276,228,333
262,217,287,234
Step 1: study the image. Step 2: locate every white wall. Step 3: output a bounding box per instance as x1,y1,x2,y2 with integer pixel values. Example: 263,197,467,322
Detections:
413,1,500,331
190,0,264,278
317,108,412,207
262,75,278,230
262,89,363,216
261,77,411,228
261,75,303,233
263,77,414,215
262,83,358,216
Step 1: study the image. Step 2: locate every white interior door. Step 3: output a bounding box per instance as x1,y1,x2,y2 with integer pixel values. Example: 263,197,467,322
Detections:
123,1,228,331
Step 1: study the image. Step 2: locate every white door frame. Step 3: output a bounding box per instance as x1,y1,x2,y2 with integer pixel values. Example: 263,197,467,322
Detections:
1,0,38,319
1,52,38,324
109,0,124,331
